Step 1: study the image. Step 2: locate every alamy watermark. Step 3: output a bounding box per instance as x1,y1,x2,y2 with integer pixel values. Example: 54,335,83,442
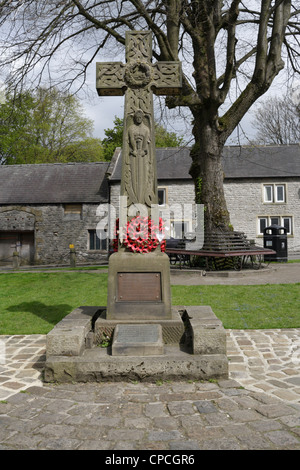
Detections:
96,199,205,249
0,339,5,365
290,340,300,366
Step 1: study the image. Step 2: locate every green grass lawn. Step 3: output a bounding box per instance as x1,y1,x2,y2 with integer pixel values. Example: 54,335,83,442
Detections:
0,272,299,334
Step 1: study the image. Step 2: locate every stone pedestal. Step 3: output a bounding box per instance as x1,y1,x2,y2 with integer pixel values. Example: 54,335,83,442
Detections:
107,251,172,320
44,305,228,383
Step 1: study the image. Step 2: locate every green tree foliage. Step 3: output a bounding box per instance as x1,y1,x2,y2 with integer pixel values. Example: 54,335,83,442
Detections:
101,116,124,161
0,87,104,164
101,116,184,161
155,123,184,148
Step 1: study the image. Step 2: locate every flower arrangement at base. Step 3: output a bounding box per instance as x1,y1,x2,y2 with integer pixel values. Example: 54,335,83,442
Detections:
113,215,166,253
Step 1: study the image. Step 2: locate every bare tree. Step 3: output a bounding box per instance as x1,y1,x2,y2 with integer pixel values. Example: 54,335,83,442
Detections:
0,1,299,235
252,89,300,144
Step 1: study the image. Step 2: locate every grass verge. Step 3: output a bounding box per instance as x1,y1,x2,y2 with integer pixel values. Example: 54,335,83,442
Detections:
0,272,299,334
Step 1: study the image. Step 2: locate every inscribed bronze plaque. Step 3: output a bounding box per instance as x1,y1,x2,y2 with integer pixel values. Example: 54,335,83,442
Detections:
117,272,161,302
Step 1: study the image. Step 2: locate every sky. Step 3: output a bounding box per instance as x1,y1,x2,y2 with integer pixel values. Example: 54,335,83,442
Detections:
83,84,261,146
84,95,257,145
82,66,258,146
81,56,299,147
83,75,300,148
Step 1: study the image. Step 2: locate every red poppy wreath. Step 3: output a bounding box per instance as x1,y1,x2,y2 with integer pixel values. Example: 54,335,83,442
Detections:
113,216,166,253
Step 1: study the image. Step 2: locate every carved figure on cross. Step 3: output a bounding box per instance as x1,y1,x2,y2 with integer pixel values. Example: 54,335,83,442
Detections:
96,30,182,210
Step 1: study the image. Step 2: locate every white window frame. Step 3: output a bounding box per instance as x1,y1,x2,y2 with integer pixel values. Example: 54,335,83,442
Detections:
158,187,167,206
282,216,292,235
262,184,286,204
263,185,273,203
275,184,285,203
257,216,293,236
258,217,268,235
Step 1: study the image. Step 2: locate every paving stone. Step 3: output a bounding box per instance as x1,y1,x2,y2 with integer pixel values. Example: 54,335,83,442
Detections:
147,430,183,442
200,437,243,450
107,428,144,441
1,323,300,450
194,400,218,414
169,440,201,450
153,416,179,430
167,401,196,416
254,404,295,418
144,402,168,417
265,430,300,448
228,409,262,422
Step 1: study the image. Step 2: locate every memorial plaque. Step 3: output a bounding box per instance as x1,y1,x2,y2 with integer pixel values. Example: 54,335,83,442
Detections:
111,323,164,356
116,324,159,343
117,272,161,302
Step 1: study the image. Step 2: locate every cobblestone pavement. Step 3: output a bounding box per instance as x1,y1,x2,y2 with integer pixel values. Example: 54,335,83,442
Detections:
0,264,299,450
0,331,300,450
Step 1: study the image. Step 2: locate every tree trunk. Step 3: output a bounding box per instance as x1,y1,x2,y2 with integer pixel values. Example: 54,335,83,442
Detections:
189,110,231,237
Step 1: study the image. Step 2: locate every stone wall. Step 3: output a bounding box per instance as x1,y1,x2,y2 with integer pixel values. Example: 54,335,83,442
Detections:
0,204,108,265
224,179,300,254
109,180,197,237
110,178,300,255
2,176,298,265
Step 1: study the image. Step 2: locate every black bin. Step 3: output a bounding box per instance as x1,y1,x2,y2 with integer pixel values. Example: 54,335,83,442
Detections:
263,224,288,262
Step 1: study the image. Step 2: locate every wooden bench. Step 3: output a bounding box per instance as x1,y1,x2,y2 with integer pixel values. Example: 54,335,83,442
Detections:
166,231,276,270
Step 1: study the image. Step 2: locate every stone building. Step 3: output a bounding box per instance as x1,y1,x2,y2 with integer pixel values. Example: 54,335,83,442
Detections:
109,144,300,257
222,145,300,256
0,162,110,266
0,144,299,266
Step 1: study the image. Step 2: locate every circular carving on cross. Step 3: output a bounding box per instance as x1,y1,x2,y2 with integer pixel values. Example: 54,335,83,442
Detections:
125,62,152,87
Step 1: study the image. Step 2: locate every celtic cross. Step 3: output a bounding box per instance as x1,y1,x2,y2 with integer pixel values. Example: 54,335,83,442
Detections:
96,30,182,212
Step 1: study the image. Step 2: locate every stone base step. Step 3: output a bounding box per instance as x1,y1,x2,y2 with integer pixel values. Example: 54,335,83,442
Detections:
44,345,228,383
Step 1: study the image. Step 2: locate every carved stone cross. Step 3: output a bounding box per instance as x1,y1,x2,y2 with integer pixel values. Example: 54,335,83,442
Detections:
96,30,182,210
97,31,182,320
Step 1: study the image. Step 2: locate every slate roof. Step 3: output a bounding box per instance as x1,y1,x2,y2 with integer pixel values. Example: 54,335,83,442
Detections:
0,162,110,204
109,144,300,181
222,144,300,178
0,145,299,205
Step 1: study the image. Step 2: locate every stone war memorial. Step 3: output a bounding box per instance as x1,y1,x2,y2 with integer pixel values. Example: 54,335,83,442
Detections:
44,31,228,383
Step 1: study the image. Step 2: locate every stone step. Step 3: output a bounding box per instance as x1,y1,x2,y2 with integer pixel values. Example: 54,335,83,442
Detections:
44,345,228,383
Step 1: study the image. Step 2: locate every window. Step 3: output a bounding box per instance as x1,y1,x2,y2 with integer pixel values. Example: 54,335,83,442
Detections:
170,220,190,239
270,217,279,226
258,217,268,235
275,185,285,203
158,188,167,206
263,184,286,203
88,229,107,250
264,185,273,203
282,217,292,235
257,216,293,235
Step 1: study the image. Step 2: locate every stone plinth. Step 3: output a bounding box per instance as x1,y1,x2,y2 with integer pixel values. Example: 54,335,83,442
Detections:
107,251,172,320
95,306,184,345
44,305,228,383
